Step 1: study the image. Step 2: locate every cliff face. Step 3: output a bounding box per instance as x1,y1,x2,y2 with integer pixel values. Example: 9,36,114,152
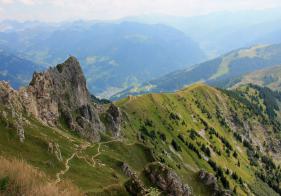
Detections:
0,57,114,142
26,56,91,122
22,56,105,141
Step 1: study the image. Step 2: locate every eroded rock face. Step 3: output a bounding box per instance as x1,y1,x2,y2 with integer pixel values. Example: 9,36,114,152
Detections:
145,162,192,196
198,170,219,193
0,82,26,142
121,162,147,196
198,170,233,196
0,57,107,142
23,56,105,141
106,104,122,137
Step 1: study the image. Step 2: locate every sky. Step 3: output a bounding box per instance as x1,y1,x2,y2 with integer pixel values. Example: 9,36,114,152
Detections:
0,0,281,22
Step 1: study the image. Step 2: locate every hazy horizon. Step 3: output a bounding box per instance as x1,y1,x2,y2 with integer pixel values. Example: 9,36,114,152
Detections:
1,0,281,22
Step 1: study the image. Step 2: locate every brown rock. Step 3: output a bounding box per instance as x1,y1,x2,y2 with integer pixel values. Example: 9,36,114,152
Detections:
0,57,106,142
145,162,192,196
106,104,122,137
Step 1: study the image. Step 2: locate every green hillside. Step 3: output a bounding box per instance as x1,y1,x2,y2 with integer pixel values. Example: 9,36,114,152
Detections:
113,43,281,100
1,72,281,195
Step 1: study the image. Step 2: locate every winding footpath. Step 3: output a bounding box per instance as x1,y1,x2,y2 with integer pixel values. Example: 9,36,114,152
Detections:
55,152,77,184
55,138,121,184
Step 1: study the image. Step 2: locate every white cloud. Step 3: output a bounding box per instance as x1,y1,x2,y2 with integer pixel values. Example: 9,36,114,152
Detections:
0,0,281,21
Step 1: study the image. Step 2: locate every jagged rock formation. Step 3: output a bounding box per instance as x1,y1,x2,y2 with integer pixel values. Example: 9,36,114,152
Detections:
145,162,192,196
121,162,147,196
198,170,233,196
0,56,122,142
198,170,219,194
106,104,122,137
22,57,105,141
0,82,26,142
121,162,135,177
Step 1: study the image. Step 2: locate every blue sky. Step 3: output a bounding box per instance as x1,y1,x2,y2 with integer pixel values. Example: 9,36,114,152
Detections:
0,0,281,22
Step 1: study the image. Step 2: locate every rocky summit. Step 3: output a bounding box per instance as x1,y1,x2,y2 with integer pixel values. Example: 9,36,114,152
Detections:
0,56,121,142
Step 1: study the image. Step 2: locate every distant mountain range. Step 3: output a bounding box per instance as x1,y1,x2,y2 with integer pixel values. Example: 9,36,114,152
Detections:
123,8,281,57
0,50,41,89
113,44,281,99
0,21,205,97
1,8,281,97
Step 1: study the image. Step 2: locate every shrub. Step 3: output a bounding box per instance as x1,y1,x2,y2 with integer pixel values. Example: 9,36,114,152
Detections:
0,176,9,191
231,172,239,181
243,140,254,151
169,113,180,121
233,151,238,158
189,129,199,140
158,132,166,141
221,175,230,189
201,144,211,157
178,134,185,143
233,132,242,142
144,119,153,127
186,142,202,159
171,139,182,152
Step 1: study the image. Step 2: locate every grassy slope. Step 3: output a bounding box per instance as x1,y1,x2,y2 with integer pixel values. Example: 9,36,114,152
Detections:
117,83,278,195
0,107,153,195
0,83,279,195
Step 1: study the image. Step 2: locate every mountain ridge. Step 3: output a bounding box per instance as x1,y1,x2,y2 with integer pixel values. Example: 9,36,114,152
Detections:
0,57,281,195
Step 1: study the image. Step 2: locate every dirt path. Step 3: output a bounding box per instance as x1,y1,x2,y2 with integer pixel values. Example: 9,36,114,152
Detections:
55,152,77,184
55,139,121,183
91,139,121,166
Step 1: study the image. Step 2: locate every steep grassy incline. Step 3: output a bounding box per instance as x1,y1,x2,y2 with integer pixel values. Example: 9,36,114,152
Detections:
117,83,281,195
1,83,281,195
0,107,154,195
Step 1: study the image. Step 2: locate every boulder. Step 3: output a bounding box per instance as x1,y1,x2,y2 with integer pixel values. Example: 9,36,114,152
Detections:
145,162,192,196
198,170,233,196
121,162,147,196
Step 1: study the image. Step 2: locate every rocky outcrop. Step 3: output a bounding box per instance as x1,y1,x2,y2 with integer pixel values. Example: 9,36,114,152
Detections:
19,56,105,142
145,162,192,196
198,170,219,192
198,170,233,196
48,142,63,162
0,82,26,142
121,162,136,178
16,120,25,143
0,57,115,142
121,162,147,196
106,104,122,137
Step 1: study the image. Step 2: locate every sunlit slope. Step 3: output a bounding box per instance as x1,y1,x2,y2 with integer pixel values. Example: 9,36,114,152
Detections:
1,83,281,195
117,83,281,195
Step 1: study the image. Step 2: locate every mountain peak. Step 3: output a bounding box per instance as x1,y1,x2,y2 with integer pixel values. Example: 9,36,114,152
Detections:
56,56,81,73
22,57,105,141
